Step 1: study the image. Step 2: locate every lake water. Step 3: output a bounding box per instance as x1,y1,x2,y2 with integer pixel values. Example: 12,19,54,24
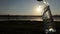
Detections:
0,17,60,21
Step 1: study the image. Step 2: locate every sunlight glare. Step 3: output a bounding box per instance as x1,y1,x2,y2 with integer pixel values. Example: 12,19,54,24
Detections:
33,5,44,15
36,5,43,12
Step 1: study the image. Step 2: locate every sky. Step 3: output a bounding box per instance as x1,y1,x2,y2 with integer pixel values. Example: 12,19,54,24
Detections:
0,0,60,15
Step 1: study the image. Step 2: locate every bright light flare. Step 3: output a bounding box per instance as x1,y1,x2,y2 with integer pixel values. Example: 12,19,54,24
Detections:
44,1,47,4
43,1,49,5
33,5,45,15
34,5,44,15
49,28,56,32
36,5,43,12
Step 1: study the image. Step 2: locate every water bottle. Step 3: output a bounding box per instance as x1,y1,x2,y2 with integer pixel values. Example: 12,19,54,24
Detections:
42,5,56,34
37,0,56,34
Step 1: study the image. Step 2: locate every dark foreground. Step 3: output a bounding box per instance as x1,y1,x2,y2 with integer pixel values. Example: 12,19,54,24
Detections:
0,20,60,34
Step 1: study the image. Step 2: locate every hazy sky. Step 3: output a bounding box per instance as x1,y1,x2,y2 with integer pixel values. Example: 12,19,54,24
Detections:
0,0,60,15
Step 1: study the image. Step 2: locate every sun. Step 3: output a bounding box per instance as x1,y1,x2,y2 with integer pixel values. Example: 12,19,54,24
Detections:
36,5,43,12
35,5,43,15
33,5,43,15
